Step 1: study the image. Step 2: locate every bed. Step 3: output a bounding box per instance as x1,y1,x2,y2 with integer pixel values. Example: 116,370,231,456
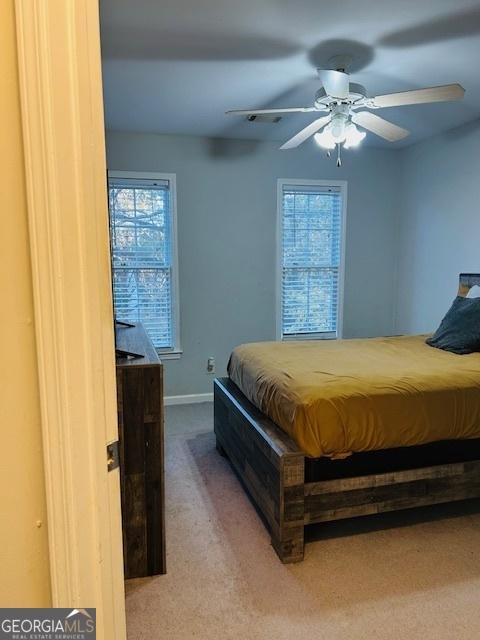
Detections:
214,273,480,563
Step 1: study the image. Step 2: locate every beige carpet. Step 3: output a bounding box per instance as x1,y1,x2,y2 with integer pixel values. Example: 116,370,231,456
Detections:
126,403,480,640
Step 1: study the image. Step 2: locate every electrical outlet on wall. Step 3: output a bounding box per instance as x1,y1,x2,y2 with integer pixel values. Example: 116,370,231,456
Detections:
207,357,215,374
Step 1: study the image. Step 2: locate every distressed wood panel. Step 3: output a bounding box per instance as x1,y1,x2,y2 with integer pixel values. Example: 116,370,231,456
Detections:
123,473,147,577
117,324,165,578
214,378,304,563
305,461,474,496
305,460,480,524
144,367,165,576
458,272,480,296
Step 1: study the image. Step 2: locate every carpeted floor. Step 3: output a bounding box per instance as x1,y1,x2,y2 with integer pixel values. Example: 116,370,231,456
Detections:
125,402,480,639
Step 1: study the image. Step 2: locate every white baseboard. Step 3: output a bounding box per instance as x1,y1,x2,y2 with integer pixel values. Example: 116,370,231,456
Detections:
164,392,214,406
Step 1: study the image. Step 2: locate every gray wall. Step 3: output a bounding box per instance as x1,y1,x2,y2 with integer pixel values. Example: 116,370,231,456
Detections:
395,119,480,334
107,132,401,395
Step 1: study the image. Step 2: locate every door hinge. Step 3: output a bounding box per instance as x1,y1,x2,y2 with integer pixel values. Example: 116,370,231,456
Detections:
107,440,120,472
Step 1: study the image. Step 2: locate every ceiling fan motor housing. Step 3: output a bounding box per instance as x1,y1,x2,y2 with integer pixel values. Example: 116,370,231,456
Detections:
314,82,367,109
327,54,354,73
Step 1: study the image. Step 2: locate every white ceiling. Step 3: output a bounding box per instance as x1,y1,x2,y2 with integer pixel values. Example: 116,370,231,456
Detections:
100,0,480,148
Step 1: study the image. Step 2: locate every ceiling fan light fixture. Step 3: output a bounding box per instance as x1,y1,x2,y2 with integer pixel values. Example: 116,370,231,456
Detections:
343,122,366,149
313,126,336,150
330,115,348,142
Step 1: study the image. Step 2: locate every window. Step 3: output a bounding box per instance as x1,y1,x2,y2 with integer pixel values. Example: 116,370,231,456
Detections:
277,179,346,340
108,172,180,356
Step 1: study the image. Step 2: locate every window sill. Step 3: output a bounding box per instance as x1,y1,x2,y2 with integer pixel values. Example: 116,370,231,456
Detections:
156,349,183,360
280,333,338,341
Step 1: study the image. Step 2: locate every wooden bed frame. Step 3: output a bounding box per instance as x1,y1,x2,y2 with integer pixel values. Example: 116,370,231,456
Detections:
214,273,480,563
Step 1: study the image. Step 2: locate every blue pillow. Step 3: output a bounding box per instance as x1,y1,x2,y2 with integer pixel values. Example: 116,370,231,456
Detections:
426,296,480,354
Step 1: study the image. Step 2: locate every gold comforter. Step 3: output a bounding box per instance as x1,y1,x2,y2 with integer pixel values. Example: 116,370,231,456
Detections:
227,335,480,458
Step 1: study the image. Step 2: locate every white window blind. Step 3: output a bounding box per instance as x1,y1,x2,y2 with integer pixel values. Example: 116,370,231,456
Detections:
108,175,178,351
280,182,344,339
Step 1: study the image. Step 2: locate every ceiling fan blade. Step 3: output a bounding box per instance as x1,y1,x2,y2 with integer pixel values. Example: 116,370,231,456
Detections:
318,69,350,99
279,115,331,150
352,111,410,142
225,107,317,116
372,83,465,108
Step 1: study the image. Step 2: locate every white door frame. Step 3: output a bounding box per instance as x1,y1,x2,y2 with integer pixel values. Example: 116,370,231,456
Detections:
15,1,126,637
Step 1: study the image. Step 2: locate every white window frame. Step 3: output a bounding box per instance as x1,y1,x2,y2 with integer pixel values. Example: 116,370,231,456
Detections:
276,178,347,341
108,170,182,359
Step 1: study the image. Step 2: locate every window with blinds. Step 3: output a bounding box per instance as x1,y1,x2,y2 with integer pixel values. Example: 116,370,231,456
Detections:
108,173,179,352
279,181,345,340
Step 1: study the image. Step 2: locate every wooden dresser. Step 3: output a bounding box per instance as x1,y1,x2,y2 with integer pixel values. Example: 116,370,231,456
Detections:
115,323,166,578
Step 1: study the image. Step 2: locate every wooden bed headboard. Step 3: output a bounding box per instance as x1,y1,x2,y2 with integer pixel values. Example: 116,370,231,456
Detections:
458,273,480,297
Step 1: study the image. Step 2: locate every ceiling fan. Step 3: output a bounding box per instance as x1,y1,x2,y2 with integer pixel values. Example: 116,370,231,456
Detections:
226,55,465,165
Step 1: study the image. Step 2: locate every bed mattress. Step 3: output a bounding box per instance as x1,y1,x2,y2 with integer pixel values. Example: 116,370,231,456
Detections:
227,335,480,458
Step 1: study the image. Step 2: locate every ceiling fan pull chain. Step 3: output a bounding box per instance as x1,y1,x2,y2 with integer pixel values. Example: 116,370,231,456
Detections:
336,143,342,168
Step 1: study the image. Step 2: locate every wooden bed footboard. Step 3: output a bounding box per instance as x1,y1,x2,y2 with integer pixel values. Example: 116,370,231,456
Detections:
214,377,480,564
458,272,480,297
